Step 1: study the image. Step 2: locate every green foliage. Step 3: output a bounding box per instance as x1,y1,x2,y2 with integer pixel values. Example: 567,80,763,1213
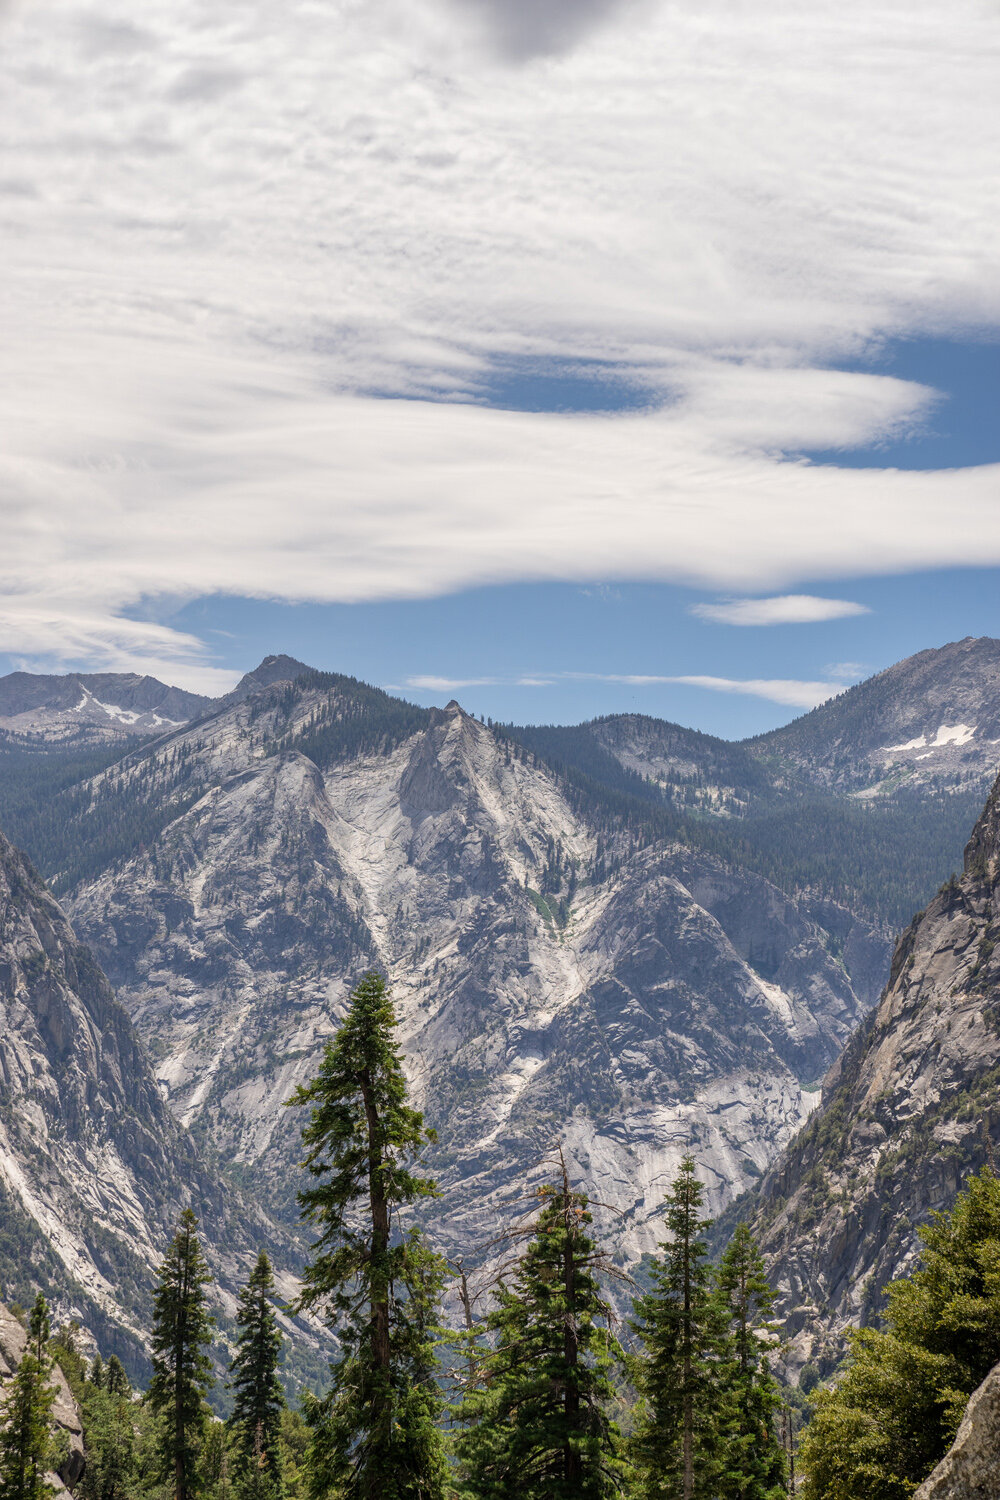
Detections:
631,1159,726,1500
79,1363,139,1500
455,1176,628,1499
228,1252,285,1500
288,971,447,1500
799,1166,1000,1499
147,1210,216,1500
0,1296,58,1500
714,1224,786,1500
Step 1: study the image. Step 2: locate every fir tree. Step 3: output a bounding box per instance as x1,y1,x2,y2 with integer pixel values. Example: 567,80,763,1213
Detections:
0,1295,59,1500
147,1209,215,1500
229,1252,285,1500
631,1157,724,1500
714,1223,786,1500
288,970,447,1500
456,1155,628,1500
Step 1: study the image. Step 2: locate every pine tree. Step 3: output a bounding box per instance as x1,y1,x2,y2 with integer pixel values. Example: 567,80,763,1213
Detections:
631,1157,724,1500
714,1223,786,1500
147,1209,215,1500
229,1252,285,1500
456,1157,628,1500
0,1295,59,1500
288,970,447,1500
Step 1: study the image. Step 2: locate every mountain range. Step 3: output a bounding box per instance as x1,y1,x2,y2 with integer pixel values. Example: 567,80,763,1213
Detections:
1,638,1000,1379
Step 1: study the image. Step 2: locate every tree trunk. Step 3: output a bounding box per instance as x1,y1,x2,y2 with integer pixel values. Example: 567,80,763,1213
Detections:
563,1203,582,1488
683,1203,694,1500
360,1072,391,1371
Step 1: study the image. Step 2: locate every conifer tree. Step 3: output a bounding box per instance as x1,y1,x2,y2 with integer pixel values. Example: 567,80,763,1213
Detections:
288,970,446,1500
799,1165,1000,1500
631,1157,724,1500
456,1157,628,1500
229,1252,285,1500
714,1223,786,1500
147,1209,215,1500
0,1295,59,1500
79,1358,136,1500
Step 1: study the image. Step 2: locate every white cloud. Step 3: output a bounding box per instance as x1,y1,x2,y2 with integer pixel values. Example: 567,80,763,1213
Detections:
691,595,871,626
568,672,842,708
668,676,843,709
406,675,500,691
0,0,998,681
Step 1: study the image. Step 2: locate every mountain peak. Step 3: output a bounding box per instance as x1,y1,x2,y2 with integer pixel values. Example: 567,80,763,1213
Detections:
228,654,314,702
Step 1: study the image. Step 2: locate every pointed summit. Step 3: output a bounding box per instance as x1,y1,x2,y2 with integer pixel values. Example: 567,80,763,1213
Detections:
228,654,314,703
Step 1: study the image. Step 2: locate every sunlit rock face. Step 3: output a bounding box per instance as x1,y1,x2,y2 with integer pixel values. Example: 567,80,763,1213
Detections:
0,825,312,1379
736,772,1000,1381
66,672,878,1268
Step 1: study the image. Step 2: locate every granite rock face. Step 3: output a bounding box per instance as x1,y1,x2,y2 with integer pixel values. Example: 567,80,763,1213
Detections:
737,773,1000,1379
0,827,313,1376
915,1360,1000,1500
65,676,880,1266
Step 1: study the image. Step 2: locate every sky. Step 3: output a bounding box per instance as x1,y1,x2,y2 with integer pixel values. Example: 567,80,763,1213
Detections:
0,0,998,736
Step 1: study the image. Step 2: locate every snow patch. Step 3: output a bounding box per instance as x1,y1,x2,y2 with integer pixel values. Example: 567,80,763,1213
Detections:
884,723,977,753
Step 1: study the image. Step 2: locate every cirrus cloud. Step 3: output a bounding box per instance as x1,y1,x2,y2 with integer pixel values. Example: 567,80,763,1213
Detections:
0,0,998,684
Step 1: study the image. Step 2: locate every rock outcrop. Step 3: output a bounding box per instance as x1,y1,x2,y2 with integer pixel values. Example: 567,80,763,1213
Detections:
735,772,1000,1379
0,1303,84,1493
915,1360,1000,1499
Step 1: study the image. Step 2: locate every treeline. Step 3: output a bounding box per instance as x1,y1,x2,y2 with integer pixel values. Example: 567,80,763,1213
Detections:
3,973,999,1500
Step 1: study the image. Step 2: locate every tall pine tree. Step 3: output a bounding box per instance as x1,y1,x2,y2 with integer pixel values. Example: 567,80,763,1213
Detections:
229,1251,285,1500
288,970,446,1500
147,1209,215,1500
456,1157,628,1500
714,1223,786,1500
0,1295,58,1500
631,1157,724,1500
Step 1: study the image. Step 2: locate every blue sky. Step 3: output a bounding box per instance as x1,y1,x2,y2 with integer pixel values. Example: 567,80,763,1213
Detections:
0,1,998,736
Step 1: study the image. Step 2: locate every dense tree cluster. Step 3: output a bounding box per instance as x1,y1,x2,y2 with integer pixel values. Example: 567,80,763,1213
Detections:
1,971,997,1500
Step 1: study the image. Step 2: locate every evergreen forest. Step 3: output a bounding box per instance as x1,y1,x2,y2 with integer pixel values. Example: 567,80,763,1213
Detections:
3,972,997,1500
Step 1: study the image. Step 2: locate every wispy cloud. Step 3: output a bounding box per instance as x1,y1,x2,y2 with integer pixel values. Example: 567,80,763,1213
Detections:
0,1,997,682
691,595,871,627
406,670,845,708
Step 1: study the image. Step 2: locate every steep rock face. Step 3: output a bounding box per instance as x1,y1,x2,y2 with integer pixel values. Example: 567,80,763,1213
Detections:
0,1304,84,1492
0,671,214,745
738,774,1000,1378
750,636,1000,797
914,1359,1000,1499
0,828,310,1376
68,687,878,1264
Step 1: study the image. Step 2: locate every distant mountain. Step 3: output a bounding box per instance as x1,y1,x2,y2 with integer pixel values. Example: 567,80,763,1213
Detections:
723,770,1000,1383
0,824,322,1386
1,639,997,1300
751,635,1000,796
27,671,874,1273
0,670,215,746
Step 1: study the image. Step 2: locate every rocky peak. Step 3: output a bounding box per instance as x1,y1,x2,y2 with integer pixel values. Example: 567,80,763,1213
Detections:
227,654,313,702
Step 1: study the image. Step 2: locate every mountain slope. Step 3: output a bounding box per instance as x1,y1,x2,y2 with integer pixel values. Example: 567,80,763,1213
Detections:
61,678,879,1267
730,772,1000,1381
751,635,1000,797
0,825,316,1383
